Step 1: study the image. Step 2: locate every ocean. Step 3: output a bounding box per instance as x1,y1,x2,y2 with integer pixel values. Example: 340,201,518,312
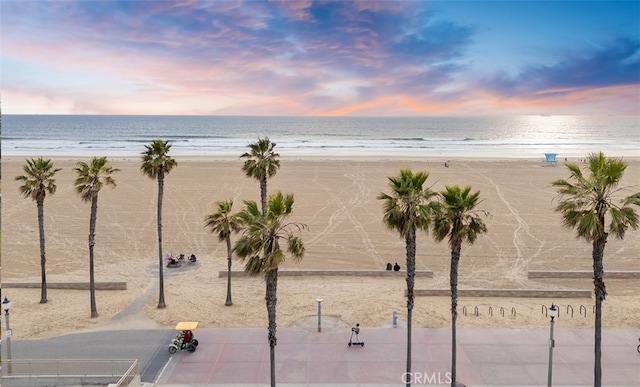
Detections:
2,115,638,159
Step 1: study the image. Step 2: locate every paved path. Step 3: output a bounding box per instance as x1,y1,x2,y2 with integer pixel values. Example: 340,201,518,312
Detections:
153,325,640,386
5,324,639,386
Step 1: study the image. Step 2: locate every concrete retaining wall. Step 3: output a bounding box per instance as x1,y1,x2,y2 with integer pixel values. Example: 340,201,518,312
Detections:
2,282,127,290
218,269,433,278
412,288,592,298
527,271,640,279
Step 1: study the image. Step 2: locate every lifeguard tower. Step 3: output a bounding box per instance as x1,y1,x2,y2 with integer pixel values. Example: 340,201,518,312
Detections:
544,153,558,165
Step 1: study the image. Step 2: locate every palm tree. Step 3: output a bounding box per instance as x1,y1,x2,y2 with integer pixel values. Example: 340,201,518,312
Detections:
240,137,280,215
552,152,639,386
141,139,177,309
74,157,119,318
15,158,62,304
378,169,438,387
204,199,242,306
233,191,306,387
431,185,488,387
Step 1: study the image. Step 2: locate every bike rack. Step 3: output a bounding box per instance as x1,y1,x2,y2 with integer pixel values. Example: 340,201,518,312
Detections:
579,305,587,317
567,305,574,318
542,304,560,319
463,305,516,318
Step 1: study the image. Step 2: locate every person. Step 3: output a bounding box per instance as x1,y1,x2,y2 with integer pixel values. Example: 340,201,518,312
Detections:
182,330,192,348
351,323,361,343
189,254,197,263
386,262,392,271
166,251,177,266
174,331,184,347
393,262,400,271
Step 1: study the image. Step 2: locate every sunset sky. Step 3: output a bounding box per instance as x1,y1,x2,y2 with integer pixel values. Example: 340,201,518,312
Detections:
2,1,639,116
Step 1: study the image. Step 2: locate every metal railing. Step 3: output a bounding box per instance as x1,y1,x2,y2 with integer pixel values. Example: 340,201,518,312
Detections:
3,359,139,386
114,360,140,387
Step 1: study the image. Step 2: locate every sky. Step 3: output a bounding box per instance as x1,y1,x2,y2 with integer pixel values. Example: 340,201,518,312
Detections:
2,0,639,116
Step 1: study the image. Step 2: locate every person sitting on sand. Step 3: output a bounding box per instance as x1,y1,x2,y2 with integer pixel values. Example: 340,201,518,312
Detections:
166,251,176,265
386,262,392,270
393,262,400,271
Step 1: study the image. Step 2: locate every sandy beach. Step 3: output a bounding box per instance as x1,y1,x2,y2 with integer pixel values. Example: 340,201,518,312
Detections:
2,156,639,340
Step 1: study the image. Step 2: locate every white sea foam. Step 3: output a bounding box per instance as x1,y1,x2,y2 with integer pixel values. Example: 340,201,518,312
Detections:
2,115,638,159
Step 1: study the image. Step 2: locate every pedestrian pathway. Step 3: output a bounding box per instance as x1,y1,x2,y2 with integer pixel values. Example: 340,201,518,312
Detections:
92,262,202,331
154,326,640,386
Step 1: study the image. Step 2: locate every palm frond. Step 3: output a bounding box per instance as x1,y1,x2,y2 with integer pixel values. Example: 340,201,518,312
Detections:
432,185,489,248
553,152,639,242
232,192,306,274
73,157,119,202
379,169,436,238
623,192,640,207
243,255,265,275
140,139,177,178
240,137,281,181
204,199,242,242
15,157,62,202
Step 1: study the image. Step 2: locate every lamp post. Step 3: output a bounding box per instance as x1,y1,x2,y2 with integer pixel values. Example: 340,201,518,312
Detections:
2,297,12,375
316,299,323,332
547,303,557,387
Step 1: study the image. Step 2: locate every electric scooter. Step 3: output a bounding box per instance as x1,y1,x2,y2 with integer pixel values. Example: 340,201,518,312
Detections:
348,323,364,347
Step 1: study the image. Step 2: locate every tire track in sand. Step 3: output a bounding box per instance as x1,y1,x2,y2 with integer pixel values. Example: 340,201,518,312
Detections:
463,164,545,278
305,163,382,267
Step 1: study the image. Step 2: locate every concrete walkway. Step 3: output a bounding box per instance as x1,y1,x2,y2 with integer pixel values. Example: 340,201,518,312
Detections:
4,323,638,386
154,325,640,386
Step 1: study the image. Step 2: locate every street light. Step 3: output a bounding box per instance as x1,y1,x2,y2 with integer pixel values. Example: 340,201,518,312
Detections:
2,296,12,375
547,303,557,387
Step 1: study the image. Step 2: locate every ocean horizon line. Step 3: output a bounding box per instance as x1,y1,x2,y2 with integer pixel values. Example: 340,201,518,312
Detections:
3,114,638,159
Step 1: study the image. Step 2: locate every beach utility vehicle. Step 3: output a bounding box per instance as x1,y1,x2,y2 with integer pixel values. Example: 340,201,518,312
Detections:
168,321,199,354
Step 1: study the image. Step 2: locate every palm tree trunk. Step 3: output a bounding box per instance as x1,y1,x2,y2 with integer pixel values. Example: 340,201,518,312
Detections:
405,233,416,386
592,236,607,387
265,268,278,387
157,173,166,309
37,199,48,304
450,243,461,386
260,177,268,216
89,195,99,318
225,236,233,306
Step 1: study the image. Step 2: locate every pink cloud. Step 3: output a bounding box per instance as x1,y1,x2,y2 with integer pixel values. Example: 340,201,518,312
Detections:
271,0,314,21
